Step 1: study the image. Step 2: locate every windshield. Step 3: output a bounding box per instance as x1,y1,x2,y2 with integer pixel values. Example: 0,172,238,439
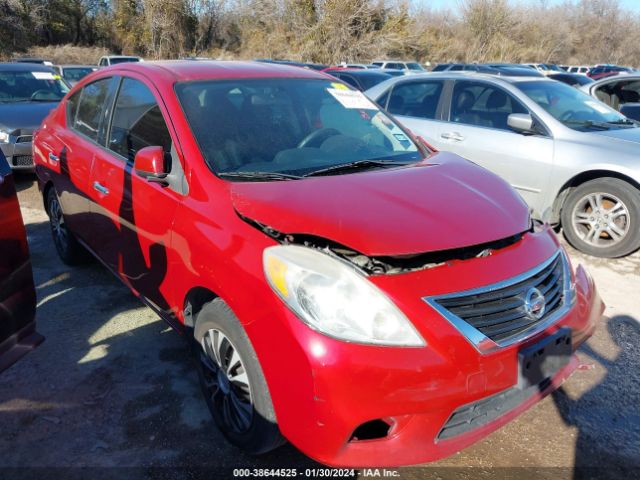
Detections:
517,80,634,131
407,63,424,71
176,78,422,178
0,70,69,103
62,67,94,83
110,57,140,65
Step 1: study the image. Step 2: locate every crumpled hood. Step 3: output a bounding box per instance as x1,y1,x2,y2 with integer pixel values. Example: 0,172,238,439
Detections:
231,152,530,256
0,102,59,133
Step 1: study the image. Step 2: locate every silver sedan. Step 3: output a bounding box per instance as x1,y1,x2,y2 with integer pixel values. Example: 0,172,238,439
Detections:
366,72,640,258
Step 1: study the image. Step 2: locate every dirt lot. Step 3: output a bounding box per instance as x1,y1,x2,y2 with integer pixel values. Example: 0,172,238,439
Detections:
1,174,639,480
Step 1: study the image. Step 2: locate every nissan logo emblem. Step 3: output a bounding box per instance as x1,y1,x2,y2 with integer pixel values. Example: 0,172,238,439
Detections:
524,287,546,320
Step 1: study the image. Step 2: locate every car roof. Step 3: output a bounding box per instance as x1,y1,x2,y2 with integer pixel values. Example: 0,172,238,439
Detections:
0,62,54,72
590,73,640,85
327,68,390,77
364,71,554,98
58,64,96,68
99,60,328,83
375,71,550,83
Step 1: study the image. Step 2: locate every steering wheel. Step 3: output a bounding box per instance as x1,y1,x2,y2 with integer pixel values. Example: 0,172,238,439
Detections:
30,90,52,101
560,110,577,121
297,128,340,149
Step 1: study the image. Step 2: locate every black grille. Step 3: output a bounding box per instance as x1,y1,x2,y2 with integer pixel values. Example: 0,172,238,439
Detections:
12,155,33,167
437,384,537,440
433,254,564,344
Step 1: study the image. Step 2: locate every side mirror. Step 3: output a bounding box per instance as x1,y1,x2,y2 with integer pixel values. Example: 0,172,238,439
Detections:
507,113,534,133
134,146,168,184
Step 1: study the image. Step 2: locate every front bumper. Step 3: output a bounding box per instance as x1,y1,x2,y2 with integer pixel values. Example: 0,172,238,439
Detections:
1,141,35,171
247,230,604,467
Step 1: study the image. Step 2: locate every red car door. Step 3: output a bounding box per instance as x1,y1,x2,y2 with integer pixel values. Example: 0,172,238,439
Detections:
90,75,184,321
0,150,42,371
35,77,117,244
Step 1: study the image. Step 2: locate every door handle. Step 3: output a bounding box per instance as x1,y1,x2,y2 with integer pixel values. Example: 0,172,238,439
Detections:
441,132,465,141
48,152,59,163
93,181,109,195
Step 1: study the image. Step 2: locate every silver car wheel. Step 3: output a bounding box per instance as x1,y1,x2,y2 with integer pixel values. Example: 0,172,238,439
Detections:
200,328,253,434
571,192,630,248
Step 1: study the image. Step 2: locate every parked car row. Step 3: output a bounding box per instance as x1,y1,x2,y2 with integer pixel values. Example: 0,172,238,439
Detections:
434,62,638,81
32,60,604,467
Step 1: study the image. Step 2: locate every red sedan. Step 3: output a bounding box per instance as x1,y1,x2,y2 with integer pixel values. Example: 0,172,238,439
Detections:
33,61,604,467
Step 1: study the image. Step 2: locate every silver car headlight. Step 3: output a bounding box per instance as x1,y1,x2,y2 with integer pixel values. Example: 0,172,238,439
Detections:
263,245,425,346
0,130,9,143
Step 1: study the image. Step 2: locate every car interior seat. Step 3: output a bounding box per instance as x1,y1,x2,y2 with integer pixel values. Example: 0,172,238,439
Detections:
452,90,481,125
485,90,510,129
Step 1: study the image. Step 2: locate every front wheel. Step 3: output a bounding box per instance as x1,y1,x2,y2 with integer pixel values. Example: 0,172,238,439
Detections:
193,298,284,454
561,178,640,258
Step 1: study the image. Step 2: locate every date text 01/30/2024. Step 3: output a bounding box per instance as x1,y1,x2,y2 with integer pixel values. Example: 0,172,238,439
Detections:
232,468,399,477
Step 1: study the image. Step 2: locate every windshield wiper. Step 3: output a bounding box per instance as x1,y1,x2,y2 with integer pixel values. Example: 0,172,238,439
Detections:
606,118,637,126
218,171,302,181
304,159,410,177
563,120,611,130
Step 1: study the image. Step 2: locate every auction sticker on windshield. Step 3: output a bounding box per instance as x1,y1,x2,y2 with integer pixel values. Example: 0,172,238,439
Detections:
327,88,378,110
32,72,55,80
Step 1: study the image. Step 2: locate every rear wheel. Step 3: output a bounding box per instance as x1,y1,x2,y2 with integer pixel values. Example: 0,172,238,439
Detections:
561,178,640,257
46,188,87,265
193,298,284,454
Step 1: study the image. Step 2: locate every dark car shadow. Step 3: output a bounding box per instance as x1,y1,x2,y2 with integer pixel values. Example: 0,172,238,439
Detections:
12,171,38,193
551,315,640,480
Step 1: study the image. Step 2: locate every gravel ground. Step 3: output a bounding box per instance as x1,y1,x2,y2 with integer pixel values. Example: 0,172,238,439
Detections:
1,174,638,480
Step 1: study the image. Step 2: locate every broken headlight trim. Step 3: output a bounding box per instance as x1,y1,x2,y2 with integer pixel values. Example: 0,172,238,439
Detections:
263,245,425,346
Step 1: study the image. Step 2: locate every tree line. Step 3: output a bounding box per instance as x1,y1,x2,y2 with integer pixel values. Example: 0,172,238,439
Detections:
1,0,640,66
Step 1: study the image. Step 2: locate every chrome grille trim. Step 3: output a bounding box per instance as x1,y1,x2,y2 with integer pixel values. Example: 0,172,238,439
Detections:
423,250,575,354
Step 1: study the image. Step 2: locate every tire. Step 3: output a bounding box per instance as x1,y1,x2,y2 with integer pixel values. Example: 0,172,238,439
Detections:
193,298,285,454
46,188,88,265
561,178,640,258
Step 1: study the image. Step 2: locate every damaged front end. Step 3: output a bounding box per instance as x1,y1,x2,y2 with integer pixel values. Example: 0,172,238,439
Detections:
240,213,527,275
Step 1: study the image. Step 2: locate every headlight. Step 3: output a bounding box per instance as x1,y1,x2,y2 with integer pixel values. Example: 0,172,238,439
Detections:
0,130,9,143
263,245,425,346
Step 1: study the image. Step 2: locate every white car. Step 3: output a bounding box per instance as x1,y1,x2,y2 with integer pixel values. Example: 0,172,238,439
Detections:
524,63,564,76
370,60,425,74
567,65,592,76
97,55,143,67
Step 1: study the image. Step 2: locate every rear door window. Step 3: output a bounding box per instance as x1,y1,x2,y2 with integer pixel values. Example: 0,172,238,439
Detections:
73,78,112,142
387,81,444,119
108,78,172,163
